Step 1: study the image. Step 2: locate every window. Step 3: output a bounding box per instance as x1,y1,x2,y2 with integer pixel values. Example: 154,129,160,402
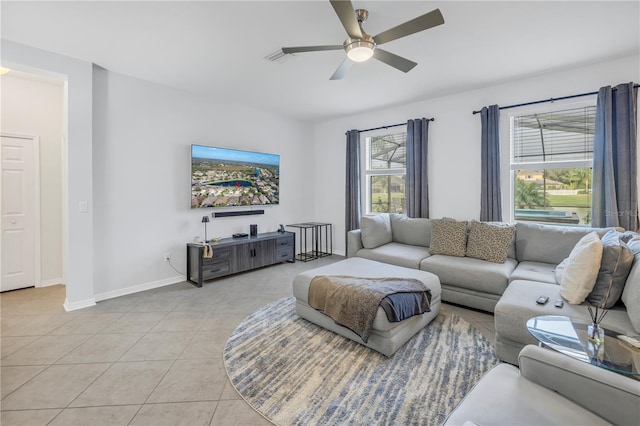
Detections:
511,106,596,226
363,132,406,214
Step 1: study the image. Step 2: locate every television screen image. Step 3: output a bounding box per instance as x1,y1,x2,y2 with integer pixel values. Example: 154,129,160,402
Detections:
191,145,280,208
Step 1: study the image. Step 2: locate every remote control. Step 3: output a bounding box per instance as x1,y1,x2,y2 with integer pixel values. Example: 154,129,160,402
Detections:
554,299,564,308
232,233,248,238
536,296,549,305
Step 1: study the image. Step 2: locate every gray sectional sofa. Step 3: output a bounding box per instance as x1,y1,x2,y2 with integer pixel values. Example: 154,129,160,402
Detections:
444,345,640,426
347,213,640,365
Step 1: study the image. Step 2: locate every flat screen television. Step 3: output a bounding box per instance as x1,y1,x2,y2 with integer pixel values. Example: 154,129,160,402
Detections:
191,144,280,208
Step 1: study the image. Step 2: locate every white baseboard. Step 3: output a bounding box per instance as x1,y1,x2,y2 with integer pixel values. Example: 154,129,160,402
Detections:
39,278,64,288
64,297,96,312
93,275,186,302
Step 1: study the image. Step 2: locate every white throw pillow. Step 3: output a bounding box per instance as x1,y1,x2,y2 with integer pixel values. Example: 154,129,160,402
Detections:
559,231,604,304
360,214,393,249
555,257,569,284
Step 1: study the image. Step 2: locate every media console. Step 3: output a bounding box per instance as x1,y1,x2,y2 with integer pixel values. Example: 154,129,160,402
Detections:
186,231,295,287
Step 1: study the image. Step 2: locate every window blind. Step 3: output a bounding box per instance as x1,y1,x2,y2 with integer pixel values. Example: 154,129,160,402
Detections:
369,133,407,169
512,106,596,164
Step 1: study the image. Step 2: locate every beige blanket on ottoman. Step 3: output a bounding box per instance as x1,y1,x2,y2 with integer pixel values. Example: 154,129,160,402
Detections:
308,275,431,343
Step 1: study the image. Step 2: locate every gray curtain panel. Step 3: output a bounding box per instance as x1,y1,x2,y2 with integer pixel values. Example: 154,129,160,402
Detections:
406,118,430,218
345,130,361,237
480,105,502,222
592,82,639,232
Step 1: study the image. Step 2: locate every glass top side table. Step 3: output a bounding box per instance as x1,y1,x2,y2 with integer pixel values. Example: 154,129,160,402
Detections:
526,315,640,379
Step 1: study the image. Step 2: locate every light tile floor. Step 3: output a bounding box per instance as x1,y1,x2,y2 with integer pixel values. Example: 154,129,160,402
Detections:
1,256,496,426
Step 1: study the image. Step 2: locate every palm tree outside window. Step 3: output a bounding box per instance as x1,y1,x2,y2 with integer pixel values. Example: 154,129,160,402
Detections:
511,106,595,226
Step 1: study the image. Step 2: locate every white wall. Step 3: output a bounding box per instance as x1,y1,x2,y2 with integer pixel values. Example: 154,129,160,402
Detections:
3,40,315,305
92,69,315,298
314,55,640,255
1,72,64,285
3,40,95,310
4,38,637,302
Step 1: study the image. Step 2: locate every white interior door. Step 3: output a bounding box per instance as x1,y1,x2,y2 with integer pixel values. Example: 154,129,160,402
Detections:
1,135,37,291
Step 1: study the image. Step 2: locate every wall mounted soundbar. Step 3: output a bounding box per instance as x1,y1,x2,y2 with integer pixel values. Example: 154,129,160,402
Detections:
214,209,265,218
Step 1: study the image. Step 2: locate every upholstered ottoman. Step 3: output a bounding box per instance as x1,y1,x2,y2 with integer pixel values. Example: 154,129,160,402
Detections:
292,257,441,356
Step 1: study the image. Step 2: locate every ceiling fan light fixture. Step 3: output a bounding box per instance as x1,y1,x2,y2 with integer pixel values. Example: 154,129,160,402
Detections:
344,37,375,62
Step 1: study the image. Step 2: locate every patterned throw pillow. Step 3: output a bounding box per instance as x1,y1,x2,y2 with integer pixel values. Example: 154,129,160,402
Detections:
429,218,468,257
465,221,516,263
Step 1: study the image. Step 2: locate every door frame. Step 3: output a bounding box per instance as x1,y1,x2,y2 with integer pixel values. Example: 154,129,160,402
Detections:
1,132,41,288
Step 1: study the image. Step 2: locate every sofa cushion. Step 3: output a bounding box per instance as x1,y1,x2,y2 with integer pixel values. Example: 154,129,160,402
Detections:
420,255,517,295
360,214,392,249
587,230,634,309
509,261,558,284
559,231,603,304
495,280,637,347
515,222,614,264
389,214,431,247
443,362,612,426
518,345,640,426
465,221,516,263
621,232,640,333
356,242,431,270
429,218,468,257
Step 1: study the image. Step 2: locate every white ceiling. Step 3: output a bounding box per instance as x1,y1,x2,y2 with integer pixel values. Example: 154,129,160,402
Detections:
2,1,638,123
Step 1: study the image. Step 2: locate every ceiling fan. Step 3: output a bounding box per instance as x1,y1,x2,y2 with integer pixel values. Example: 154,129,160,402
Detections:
281,0,444,80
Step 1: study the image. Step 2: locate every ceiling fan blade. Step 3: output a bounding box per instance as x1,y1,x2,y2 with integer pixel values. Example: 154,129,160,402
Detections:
373,49,417,73
282,45,344,54
374,8,444,45
330,58,353,80
330,0,363,39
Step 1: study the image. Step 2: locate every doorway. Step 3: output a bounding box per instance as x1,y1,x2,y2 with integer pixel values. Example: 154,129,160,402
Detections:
1,134,39,291
0,69,66,296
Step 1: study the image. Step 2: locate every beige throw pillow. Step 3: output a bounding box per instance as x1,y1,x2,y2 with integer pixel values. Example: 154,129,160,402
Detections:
555,257,569,284
559,231,604,304
465,221,516,263
430,218,468,257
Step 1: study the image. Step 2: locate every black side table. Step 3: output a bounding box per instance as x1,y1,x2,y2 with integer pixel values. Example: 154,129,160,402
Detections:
286,223,318,261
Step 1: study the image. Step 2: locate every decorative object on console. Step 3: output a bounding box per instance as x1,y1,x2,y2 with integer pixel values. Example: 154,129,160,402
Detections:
201,215,210,243
250,224,258,237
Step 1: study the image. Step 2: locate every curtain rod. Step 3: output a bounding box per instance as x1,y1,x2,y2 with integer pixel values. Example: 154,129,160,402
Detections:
352,117,435,134
471,84,640,115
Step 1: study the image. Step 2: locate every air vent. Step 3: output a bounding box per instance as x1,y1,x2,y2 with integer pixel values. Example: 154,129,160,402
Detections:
264,49,288,62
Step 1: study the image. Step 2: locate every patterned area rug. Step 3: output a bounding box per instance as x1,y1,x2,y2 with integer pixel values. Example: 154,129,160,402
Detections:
224,297,497,425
